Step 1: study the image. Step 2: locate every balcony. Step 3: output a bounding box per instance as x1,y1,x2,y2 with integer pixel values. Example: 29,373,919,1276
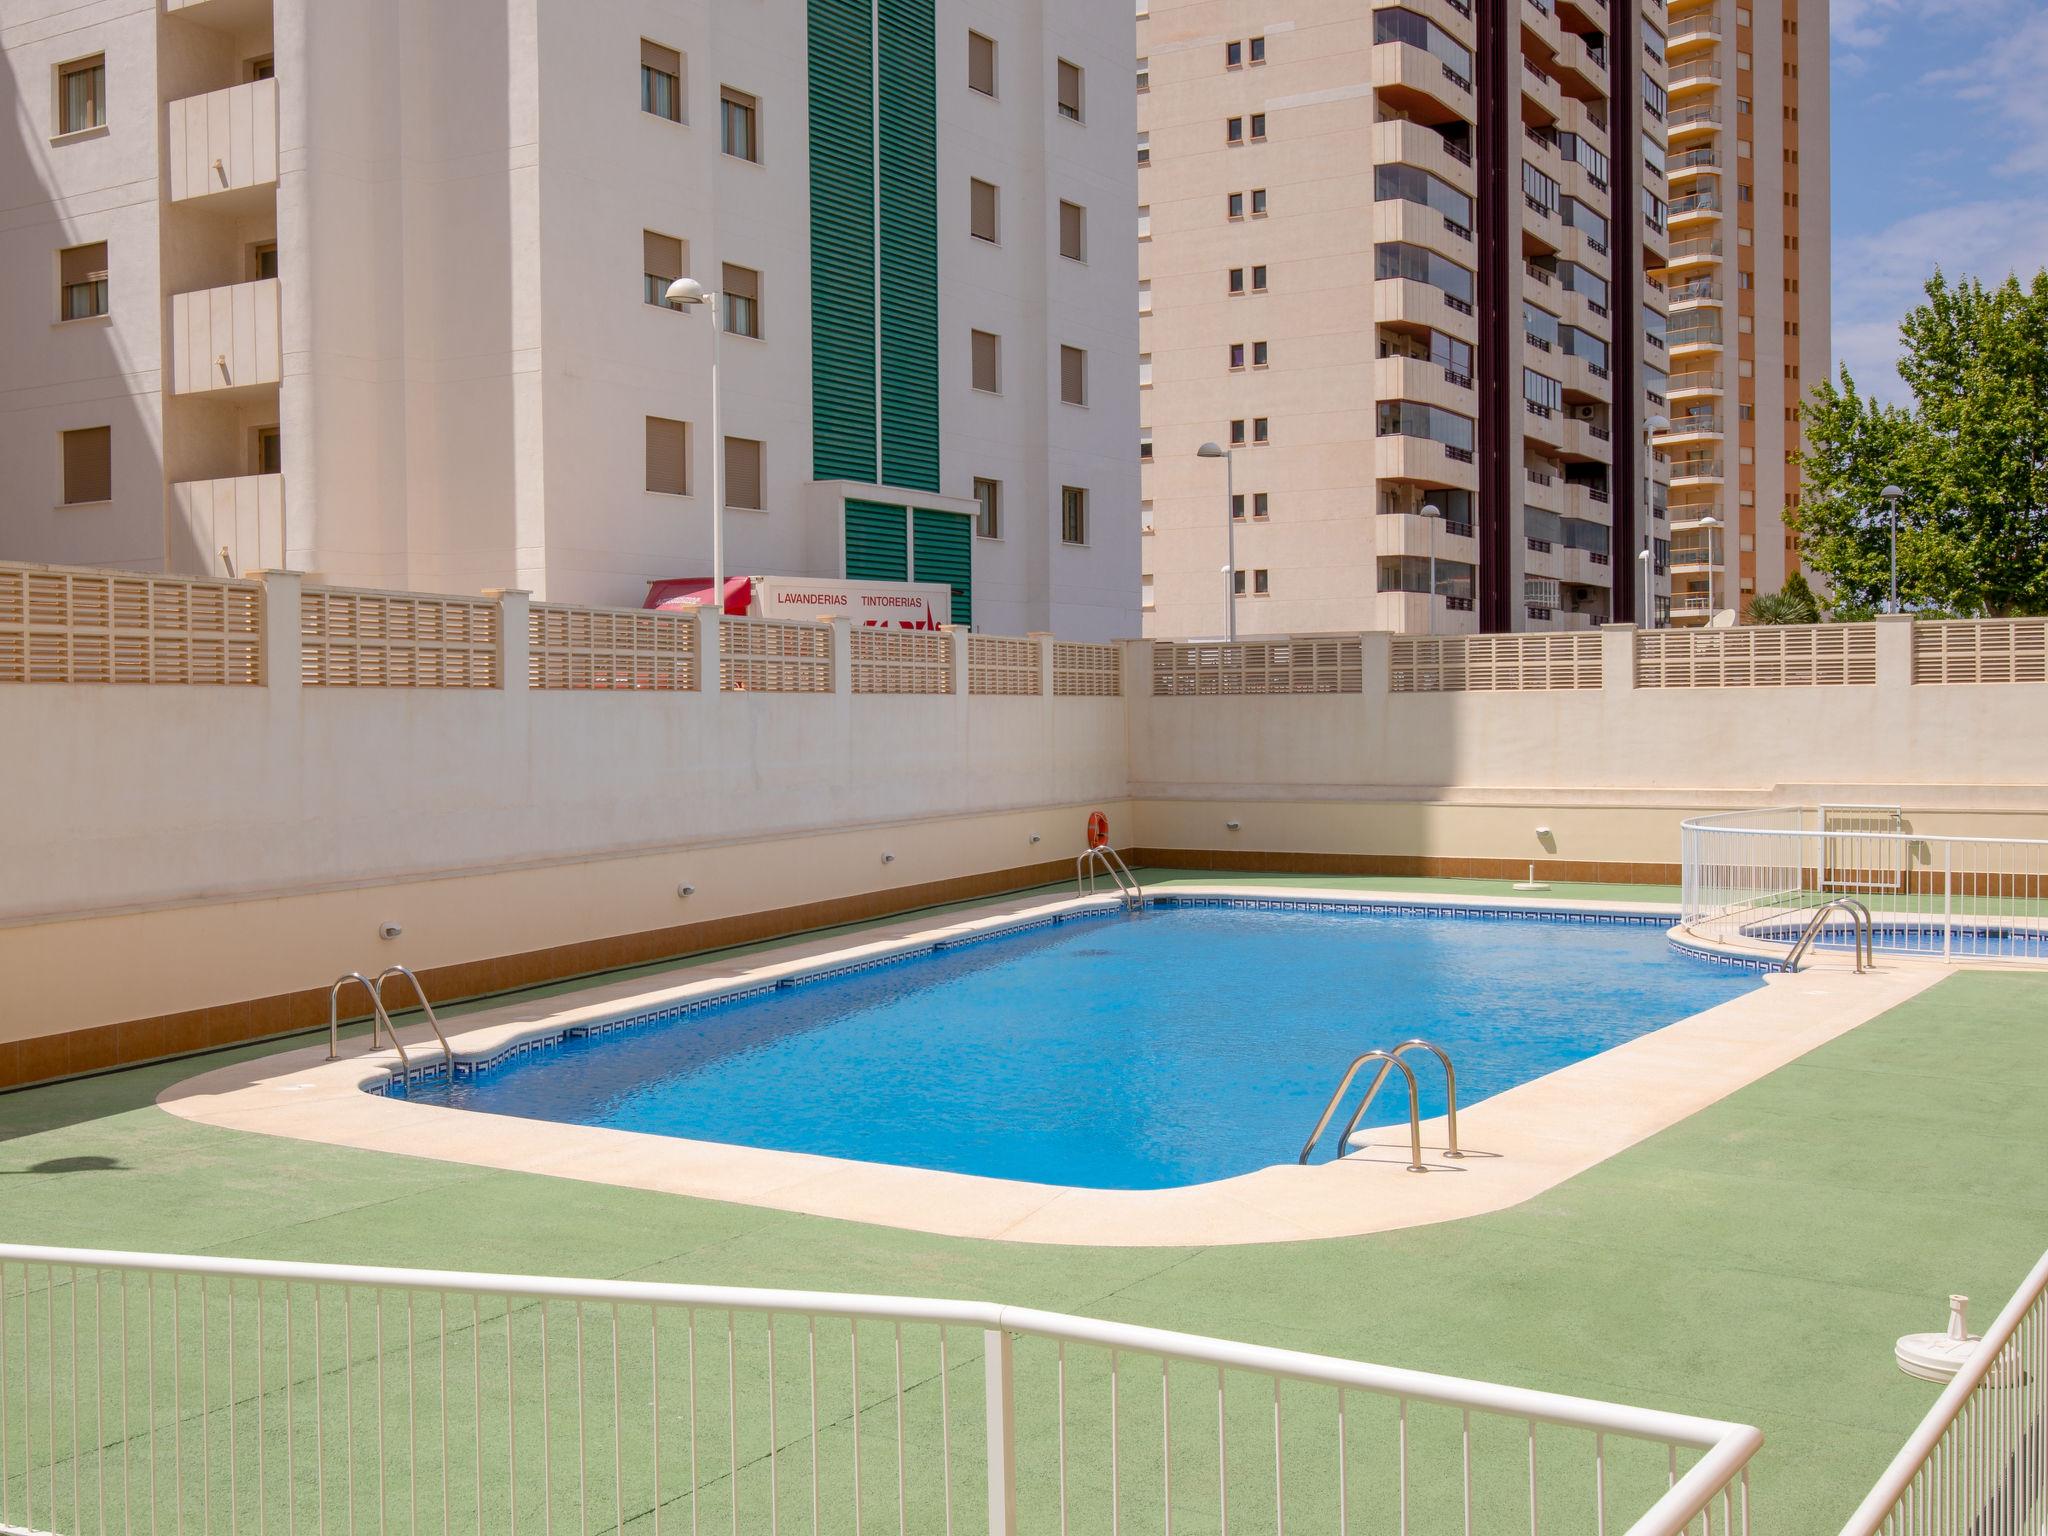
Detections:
1666,102,1721,138
1522,396,1566,449
1375,277,1478,344
1378,507,1478,560
172,473,284,578
1665,9,1721,48
1667,591,1718,623
170,277,281,396
1667,59,1721,94
1668,191,1721,228
1375,198,1474,266
1374,39,1473,121
1563,546,1613,587
1662,234,1724,270
1376,589,1480,635
1667,321,1724,358
1566,481,1611,521
1524,463,1566,511
1657,414,1724,444
1668,537,1722,571
1373,120,1478,196
167,79,280,206
1376,433,1480,489
1666,369,1723,399
1668,457,1725,486
1562,350,1613,397
1563,414,1613,460
1374,353,1476,411
1668,278,1722,309
1668,146,1722,180
1520,56,1563,119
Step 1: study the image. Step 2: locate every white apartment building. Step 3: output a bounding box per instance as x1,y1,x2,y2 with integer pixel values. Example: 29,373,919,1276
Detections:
1,0,1139,638
1137,0,1679,637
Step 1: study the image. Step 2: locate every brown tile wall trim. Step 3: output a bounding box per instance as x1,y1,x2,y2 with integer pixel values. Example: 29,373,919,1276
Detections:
0,858,1082,1094
1127,848,1683,888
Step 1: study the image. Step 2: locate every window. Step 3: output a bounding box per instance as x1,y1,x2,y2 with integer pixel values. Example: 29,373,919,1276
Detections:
971,329,1001,393
1061,486,1088,544
59,242,107,320
1249,112,1266,141
1252,340,1269,367
1249,36,1266,64
1253,568,1270,595
1524,302,1560,348
1233,569,1246,595
1057,59,1084,120
967,31,997,97
1138,205,1151,240
1232,494,1247,520
246,55,274,81
1522,161,1559,214
1252,417,1269,444
1137,132,1150,166
1373,10,1472,85
974,477,1001,539
1523,368,1562,412
1253,491,1270,519
1138,353,1155,390
646,416,690,495
1060,345,1087,406
1059,200,1086,261
1229,267,1246,295
1138,279,1152,314
1376,163,1473,234
1251,264,1267,291
1228,116,1244,145
62,425,110,504
1229,342,1246,369
644,231,685,309
250,241,279,281
970,178,999,242
58,55,105,135
254,426,282,476
720,88,758,161
1228,192,1245,219
1136,57,1149,92
1226,40,1243,68
1375,400,1475,454
1375,241,1475,308
1250,187,1267,216
723,436,764,510
1230,419,1247,445
722,263,761,337
1139,430,1153,462
641,42,682,122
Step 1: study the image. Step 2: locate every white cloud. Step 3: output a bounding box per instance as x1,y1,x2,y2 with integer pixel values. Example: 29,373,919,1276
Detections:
1833,0,2024,57
1833,201,2048,404
1923,9,2048,176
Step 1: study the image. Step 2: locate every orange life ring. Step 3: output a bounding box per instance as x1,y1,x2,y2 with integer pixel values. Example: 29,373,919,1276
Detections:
1086,811,1110,849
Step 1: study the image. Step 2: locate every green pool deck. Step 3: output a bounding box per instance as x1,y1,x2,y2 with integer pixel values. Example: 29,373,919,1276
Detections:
1,874,2043,1531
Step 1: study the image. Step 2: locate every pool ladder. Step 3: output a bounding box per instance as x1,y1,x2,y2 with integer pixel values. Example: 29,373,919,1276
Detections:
327,966,456,1078
1782,897,1875,974
1298,1040,1461,1174
1076,845,1144,910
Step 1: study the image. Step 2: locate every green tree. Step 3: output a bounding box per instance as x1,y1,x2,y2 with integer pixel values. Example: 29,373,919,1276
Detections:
1792,270,2048,616
1746,570,1820,624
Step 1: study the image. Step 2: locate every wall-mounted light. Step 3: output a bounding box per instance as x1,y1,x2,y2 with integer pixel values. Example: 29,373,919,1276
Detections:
677,883,696,898
1029,833,1042,845
1225,820,1241,831
378,921,403,941
881,853,896,864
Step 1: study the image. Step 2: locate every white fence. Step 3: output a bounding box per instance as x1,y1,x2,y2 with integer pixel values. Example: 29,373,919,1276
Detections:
0,1245,1758,1536
1839,1247,2048,1535
1681,810,2048,964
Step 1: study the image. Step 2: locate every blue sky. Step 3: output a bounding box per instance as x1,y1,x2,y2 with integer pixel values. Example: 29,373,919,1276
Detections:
1830,0,2048,402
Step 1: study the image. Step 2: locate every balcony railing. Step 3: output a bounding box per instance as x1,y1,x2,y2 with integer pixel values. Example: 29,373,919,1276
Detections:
1668,322,1725,348
1660,414,1723,435
1667,103,1721,131
1668,280,1722,304
1668,147,1721,174
1668,59,1722,88
1670,458,1725,480
1669,191,1721,218
1667,369,1724,392
1664,234,1725,263
1666,10,1721,42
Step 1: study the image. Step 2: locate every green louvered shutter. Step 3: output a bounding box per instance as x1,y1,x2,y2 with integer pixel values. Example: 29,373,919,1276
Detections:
911,508,972,627
808,0,879,482
845,500,909,581
877,0,940,493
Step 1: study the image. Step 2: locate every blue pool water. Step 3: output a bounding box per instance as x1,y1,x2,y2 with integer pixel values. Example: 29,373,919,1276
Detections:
411,903,1763,1190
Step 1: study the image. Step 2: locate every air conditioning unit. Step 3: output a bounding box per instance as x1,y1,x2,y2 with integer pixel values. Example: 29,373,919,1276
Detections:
1571,404,1598,421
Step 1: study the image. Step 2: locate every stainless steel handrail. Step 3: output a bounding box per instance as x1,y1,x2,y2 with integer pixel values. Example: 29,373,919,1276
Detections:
327,972,406,1073
376,964,456,1076
1783,896,1874,973
1340,1039,1462,1159
1298,1050,1428,1173
1076,846,1144,908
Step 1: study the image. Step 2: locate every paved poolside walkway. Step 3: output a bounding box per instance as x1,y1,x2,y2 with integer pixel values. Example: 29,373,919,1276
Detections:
1,875,2043,1530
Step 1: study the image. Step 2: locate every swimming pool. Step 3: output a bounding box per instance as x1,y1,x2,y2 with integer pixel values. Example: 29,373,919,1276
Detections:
405,901,1763,1190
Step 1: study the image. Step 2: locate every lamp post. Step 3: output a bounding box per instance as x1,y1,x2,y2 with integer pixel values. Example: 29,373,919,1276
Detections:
1880,484,1904,613
1197,441,1236,640
1642,414,1670,629
665,277,725,603
1420,500,1444,630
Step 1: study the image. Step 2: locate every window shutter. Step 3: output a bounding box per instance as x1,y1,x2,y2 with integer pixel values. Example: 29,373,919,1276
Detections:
971,330,1000,393
967,32,996,96
724,436,764,509
62,426,111,504
1059,202,1084,260
643,231,682,282
642,40,680,74
970,179,998,241
646,416,689,495
1057,60,1082,117
1060,346,1085,405
721,263,759,303
61,243,108,286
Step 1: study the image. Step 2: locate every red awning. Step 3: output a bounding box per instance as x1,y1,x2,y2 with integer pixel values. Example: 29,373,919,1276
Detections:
645,576,751,615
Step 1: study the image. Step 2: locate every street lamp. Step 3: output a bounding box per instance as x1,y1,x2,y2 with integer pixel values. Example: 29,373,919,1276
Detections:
665,277,725,604
1419,500,1444,630
1197,441,1236,640
1880,484,1905,613
1642,415,1671,628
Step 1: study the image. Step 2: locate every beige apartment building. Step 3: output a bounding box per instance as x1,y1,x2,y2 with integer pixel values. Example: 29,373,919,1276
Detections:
2,0,1140,638
1657,0,1828,622
1137,0,1825,637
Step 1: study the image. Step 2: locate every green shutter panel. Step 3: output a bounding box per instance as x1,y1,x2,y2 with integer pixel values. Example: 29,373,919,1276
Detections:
808,0,879,482
911,508,972,627
845,500,909,581
878,0,940,493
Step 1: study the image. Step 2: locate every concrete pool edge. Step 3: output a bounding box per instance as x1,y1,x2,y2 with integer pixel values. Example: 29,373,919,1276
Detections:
156,885,1947,1246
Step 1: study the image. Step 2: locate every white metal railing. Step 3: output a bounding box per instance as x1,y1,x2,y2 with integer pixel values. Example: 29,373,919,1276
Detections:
1390,633,1602,693
1053,641,1123,697
301,587,500,688
529,602,699,691
0,562,264,686
851,627,953,695
1152,637,1363,696
968,634,1043,696
1840,1247,2048,1535
1681,808,2048,964
720,617,832,693
0,1245,1761,1536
